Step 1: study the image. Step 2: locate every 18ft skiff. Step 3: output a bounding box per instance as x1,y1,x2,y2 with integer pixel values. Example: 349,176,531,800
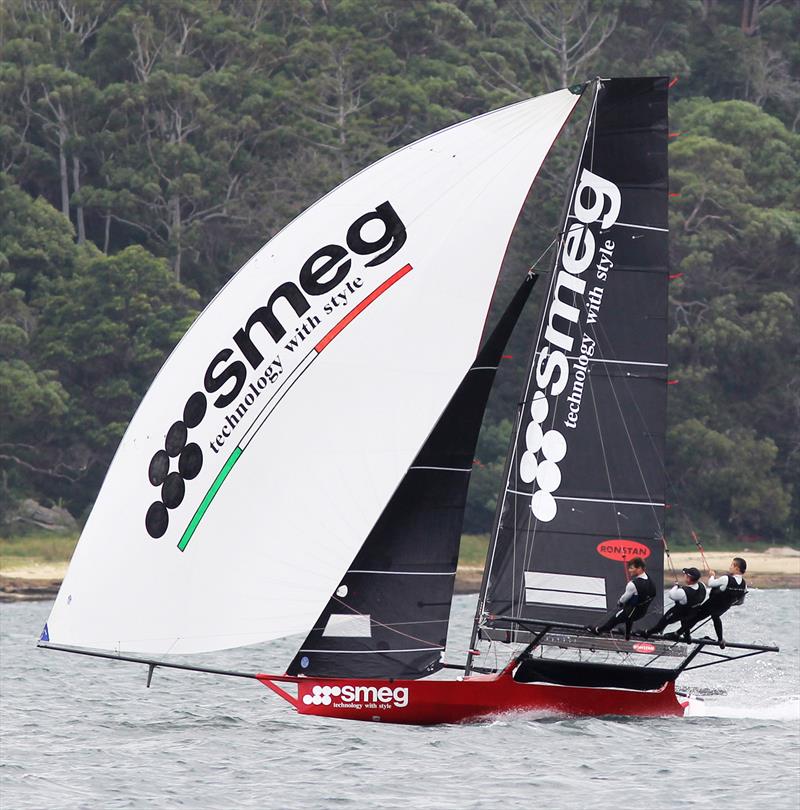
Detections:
39,77,777,725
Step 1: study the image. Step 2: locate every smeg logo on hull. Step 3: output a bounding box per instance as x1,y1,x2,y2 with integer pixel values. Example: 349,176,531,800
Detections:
145,201,407,539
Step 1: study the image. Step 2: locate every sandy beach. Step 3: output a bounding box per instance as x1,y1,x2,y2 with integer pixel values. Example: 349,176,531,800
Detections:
453,548,800,594
3,550,796,601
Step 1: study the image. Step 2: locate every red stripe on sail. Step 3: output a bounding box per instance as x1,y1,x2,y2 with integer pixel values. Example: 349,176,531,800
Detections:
315,263,413,352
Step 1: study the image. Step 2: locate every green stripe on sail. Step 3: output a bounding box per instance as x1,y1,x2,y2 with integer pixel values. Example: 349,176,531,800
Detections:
178,446,243,551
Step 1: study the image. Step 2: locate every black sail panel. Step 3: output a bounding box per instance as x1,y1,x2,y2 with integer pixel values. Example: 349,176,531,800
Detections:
287,273,537,678
481,78,669,632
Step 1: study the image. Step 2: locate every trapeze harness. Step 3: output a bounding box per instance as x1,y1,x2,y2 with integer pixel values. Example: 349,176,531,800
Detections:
692,574,746,621
624,574,657,621
649,581,707,636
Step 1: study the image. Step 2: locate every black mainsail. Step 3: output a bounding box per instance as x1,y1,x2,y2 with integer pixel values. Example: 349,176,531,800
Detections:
287,274,538,678
475,77,670,637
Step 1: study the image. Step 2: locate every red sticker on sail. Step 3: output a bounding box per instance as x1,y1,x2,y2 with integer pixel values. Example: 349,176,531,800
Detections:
596,540,651,562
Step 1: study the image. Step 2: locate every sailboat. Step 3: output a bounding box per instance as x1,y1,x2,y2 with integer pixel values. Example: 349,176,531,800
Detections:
39,77,777,724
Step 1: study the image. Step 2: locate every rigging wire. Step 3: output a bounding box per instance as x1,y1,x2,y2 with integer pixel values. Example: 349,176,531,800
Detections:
692,529,712,573
660,532,680,583
590,315,712,574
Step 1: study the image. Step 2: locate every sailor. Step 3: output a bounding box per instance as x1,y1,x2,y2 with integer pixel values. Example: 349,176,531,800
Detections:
644,567,706,641
589,557,657,640
687,557,747,649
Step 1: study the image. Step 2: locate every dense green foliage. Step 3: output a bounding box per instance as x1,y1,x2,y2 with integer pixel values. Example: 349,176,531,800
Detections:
1,0,798,543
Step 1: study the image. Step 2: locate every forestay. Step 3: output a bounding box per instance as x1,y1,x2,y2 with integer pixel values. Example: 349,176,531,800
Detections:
43,88,582,655
479,78,670,632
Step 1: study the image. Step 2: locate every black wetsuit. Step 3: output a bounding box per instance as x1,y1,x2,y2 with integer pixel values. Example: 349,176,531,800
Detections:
596,575,657,640
647,582,707,640
688,574,746,644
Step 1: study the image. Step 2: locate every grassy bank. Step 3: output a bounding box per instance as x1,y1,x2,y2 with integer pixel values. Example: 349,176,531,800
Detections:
0,532,78,572
458,534,490,568
2,530,794,575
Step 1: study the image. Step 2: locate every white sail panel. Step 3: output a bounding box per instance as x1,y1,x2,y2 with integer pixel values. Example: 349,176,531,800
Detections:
44,89,580,654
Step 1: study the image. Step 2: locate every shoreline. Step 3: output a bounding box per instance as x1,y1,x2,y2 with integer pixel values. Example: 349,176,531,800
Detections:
2,549,798,602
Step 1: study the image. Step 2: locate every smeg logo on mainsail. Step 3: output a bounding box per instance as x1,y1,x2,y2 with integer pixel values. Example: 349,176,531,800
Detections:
519,169,621,522
145,202,407,539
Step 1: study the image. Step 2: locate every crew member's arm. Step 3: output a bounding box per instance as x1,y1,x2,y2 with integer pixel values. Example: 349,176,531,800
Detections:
707,574,727,590
618,580,637,606
668,584,687,605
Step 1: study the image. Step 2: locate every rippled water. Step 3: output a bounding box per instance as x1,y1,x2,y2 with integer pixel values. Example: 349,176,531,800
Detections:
2,591,798,809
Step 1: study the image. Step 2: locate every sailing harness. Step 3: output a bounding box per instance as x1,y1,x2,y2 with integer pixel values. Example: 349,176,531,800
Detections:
709,575,747,609
680,581,707,609
624,574,657,618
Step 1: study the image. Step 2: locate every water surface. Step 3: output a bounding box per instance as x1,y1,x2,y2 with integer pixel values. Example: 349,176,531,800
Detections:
2,591,798,809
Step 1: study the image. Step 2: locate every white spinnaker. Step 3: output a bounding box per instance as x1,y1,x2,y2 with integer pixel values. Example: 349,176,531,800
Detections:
44,89,580,655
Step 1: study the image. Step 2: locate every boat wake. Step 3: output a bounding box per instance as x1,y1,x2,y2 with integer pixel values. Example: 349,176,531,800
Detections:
684,694,799,721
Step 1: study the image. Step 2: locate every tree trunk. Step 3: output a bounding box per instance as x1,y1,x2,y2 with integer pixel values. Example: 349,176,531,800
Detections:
171,194,182,281
72,156,85,244
58,131,69,219
103,210,111,253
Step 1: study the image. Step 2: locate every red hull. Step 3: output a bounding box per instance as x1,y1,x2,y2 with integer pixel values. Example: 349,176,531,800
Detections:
257,668,686,725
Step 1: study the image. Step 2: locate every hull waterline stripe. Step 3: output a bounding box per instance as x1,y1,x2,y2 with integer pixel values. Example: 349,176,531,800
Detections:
179,447,242,551
178,264,413,551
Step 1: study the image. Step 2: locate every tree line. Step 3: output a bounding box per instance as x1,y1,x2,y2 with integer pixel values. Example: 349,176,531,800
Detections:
1,0,798,543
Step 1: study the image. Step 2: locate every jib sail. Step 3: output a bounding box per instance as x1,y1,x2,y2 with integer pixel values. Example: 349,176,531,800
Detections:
287,274,537,679
477,78,670,635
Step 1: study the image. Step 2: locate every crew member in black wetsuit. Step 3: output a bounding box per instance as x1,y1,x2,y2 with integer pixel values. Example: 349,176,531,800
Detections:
644,567,706,642
687,557,747,649
590,557,657,640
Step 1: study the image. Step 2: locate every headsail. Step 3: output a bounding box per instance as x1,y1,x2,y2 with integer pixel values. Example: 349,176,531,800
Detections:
287,274,537,679
477,78,670,634
44,88,582,655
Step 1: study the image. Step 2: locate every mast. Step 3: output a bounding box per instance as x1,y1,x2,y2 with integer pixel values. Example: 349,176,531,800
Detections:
468,77,670,672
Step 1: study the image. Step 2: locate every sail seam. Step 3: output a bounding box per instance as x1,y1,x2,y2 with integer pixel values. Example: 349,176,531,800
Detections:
298,647,444,654
564,357,667,367
506,489,664,507
408,466,472,472
348,569,457,575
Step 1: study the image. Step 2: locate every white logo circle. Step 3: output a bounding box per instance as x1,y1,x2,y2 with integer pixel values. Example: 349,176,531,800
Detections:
519,389,567,522
304,684,337,706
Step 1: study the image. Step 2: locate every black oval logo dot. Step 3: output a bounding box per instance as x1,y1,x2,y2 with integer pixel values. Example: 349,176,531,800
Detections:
162,472,185,509
148,450,170,486
145,502,169,538
179,443,203,480
183,391,207,429
165,421,187,457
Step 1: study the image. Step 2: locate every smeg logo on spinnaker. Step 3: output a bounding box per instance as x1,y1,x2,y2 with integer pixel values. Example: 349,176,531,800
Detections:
145,201,407,540
518,169,621,522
